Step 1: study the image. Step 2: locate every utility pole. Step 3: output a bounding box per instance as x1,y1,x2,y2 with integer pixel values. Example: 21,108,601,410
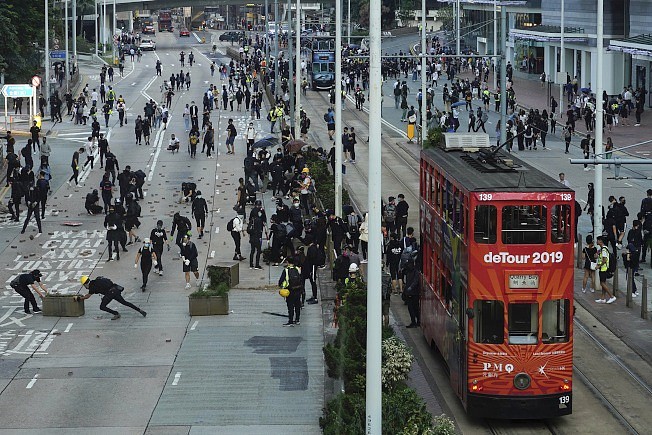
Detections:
493,0,497,90
559,0,565,116
367,0,382,431
265,0,269,71
594,0,604,290
72,0,77,76
65,0,69,92
112,0,116,63
456,0,461,56
287,0,295,135
102,0,106,54
420,0,426,146
499,2,507,150
45,0,50,100
274,0,279,102
347,0,351,46
335,0,343,217
95,0,98,57
295,0,301,132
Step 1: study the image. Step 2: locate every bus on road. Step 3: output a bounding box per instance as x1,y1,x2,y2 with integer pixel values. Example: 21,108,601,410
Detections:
158,9,173,32
420,140,574,419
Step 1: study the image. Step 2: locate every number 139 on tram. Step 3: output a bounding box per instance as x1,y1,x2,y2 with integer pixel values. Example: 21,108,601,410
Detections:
419,145,574,419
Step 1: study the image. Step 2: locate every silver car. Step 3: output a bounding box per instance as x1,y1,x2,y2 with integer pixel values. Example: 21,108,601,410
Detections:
140,38,156,51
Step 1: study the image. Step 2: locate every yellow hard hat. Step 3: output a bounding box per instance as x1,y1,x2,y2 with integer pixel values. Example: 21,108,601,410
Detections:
279,288,290,298
301,167,310,173
80,275,90,285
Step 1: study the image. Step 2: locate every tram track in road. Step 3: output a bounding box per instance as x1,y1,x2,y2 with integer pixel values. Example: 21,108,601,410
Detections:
301,89,420,211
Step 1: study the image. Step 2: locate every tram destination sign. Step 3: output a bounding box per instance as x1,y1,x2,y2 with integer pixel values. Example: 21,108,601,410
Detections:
508,274,539,289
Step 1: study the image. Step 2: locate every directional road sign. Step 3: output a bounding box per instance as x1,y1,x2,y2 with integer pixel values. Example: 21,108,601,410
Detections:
49,50,66,59
1,84,34,98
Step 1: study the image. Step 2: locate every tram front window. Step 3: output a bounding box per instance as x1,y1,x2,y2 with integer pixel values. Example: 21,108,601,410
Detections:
508,303,538,344
473,300,504,344
474,205,496,243
502,205,547,244
542,299,570,343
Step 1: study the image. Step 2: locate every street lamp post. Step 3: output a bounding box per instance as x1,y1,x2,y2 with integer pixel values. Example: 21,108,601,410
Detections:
72,0,77,69
335,0,343,217
420,0,426,146
347,0,351,46
295,0,301,131
265,0,269,72
102,0,106,54
287,0,295,134
499,2,507,151
65,0,69,92
45,0,50,100
593,0,604,290
493,0,497,90
367,0,382,431
456,0,461,56
559,0,565,116
274,0,279,101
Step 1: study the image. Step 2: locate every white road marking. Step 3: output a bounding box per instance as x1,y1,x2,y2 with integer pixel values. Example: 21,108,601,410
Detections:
147,127,166,182
210,251,215,258
215,227,220,234
190,320,198,330
172,372,181,386
26,374,39,389
64,323,73,333
34,233,41,238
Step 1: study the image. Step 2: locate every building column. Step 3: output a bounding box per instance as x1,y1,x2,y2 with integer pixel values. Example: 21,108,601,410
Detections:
128,11,134,32
581,50,589,88
573,49,578,79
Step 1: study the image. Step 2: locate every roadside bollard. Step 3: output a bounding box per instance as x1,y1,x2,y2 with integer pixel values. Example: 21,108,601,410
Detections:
613,264,619,296
576,235,583,269
642,276,648,320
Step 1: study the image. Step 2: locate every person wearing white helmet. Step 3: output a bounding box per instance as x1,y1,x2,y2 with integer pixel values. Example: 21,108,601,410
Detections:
134,238,158,291
345,263,360,285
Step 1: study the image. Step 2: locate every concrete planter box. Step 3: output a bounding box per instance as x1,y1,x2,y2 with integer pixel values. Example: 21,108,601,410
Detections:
42,295,85,317
188,294,229,316
207,262,239,287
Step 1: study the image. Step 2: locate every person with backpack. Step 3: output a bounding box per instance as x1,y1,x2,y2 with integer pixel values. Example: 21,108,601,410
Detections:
227,213,245,261
303,236,321,305
345,210,361,253
269,214,288,266
383,196,398,235
248,201,266,269
189,129,199,158
10,270,47,314
403,259,421,327
171,212,193,254
225,118,237,154
279,257,303,326
76,275,147,320
125,193,142,245
328,210,347,257
595,236,616,304
395,194,409,239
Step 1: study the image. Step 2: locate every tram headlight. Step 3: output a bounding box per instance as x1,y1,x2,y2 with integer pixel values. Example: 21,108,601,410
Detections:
513,372,531,390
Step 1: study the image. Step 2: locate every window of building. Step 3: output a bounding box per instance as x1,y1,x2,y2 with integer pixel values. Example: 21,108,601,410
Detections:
474,205,497,243
508,303,538,344
502,205,547,244
473,300,504,344
542,299,570,344
551,204,572,243
435,178,441,211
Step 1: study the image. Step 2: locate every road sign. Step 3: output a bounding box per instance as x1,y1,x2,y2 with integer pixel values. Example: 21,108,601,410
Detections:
53,44,59,50
31,76,41,87
49,50,66,59
1,84,34,98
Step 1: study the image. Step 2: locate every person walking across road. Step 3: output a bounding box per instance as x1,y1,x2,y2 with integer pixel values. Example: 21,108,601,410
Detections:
10,270,47,314
180,233,200,289
150,220,170,276
228,213,245,261
595,236,616,304
21,186,43,234
403,259,421,328
76,275,147,320
134,238,158,291
191,191,208,239
171,212,192,255
67,147,84,186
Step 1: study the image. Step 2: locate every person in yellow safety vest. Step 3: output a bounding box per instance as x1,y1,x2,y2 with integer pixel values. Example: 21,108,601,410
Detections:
268,105,284,134
107,87,116,108
344,263,361,286
278,257,302,326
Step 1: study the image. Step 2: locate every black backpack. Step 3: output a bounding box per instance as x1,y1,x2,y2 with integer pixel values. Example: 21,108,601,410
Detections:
286,267,302,290
226,217,235,232
601,247,617,279
347,214,359,234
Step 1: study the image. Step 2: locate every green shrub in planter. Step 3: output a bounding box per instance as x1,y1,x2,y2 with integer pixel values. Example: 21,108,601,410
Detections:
188,283,230,315
206,263,239,287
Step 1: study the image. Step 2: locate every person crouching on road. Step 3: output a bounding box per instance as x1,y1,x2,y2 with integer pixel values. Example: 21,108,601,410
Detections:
180,233,200,289
76,275,147,320
10,270,47,314
135,238,158,291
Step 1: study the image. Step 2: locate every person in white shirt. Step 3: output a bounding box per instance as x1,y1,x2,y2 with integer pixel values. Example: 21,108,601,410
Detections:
83,136,96,169
245,123,256,152
182,104,190,132
91,89,99,106
230,214,245,261
558,172,570,188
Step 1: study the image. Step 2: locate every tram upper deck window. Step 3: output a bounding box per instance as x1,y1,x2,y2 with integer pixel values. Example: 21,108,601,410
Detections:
551,204,572,243
508,303,538,344
474,205,497,243
542,299,570,343
502,205,547,244
473,300,504,344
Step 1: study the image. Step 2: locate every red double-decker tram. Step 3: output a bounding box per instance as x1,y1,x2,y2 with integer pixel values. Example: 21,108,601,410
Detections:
420,144,574,419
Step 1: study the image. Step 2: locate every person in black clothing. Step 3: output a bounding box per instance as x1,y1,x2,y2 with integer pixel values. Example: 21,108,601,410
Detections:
150,220,170,275
117,166,133,203
21,186,42,234
76,275,146,320
98,133,109,168
303,236,321,304
35,171,50,219
171,212,192,254
386,233,404,294
135,238,158,291
99,173,113,213
191,191,208,239
279,257,303,326
104,152,119,183
67,147,84,186
10,270,47,314
104,205,124,261
403,260,420,327
395,194,409,239
85,189,103,215
269,215,287,266
328,211,347,256
248,205,265,269
21,141,34,170
180,234,200,288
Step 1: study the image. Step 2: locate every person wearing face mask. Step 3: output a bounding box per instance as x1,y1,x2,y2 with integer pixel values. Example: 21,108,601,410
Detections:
289,197,304,239
171,212,193,256
299,168,313,215
245,122,256,153
135,238,158,291
180,233,200,288
150,220,170,276
191,190,208,239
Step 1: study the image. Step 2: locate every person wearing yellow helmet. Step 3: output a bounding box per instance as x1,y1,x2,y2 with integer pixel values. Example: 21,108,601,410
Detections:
75,275,146,320
278,256,302,326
